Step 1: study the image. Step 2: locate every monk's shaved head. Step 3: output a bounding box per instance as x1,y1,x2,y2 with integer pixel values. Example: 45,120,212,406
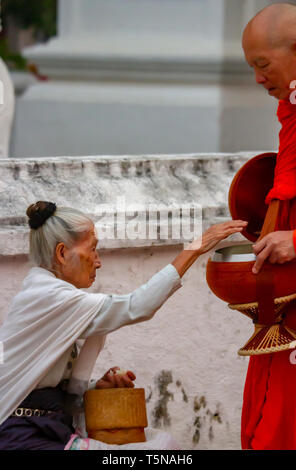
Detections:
242,3,296,101
243,3,296,51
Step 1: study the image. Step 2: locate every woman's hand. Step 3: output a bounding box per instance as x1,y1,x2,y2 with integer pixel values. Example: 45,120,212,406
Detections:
187,220,248,254
172,219,248,277
95,366,136,389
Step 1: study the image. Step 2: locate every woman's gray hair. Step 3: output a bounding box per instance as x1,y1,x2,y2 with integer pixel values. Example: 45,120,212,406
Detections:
27,203,94,270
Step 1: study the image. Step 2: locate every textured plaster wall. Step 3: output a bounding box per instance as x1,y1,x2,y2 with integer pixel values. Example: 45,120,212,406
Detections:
0,245,252,450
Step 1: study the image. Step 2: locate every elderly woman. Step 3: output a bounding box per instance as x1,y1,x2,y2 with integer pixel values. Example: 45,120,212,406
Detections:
0,201,247,450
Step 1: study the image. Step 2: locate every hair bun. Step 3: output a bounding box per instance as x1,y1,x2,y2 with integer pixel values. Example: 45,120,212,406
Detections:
26,201,57,229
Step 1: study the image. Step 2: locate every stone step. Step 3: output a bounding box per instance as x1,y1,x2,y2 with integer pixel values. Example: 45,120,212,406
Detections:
0,152,266,254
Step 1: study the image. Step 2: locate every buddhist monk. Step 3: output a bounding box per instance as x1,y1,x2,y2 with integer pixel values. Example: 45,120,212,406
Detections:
242,2,296,450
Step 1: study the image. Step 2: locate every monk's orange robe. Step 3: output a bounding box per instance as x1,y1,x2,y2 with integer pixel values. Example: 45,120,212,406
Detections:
241,99,296,450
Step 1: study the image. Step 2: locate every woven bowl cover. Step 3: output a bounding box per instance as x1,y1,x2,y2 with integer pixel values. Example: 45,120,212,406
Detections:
84,388,148,431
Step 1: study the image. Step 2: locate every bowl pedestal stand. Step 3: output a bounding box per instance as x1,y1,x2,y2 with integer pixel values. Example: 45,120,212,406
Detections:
229,294,296,355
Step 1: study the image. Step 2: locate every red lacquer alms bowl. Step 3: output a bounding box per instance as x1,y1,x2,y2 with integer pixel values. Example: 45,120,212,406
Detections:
206,244,296,305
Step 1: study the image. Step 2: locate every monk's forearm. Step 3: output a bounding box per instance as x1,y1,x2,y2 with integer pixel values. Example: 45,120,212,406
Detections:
171,249,200,278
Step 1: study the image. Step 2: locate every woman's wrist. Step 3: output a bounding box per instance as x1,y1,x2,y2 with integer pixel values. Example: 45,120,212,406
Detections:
171,248,200,278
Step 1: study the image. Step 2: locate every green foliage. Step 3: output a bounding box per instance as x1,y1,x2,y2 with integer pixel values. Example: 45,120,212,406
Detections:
0,38,27,69
0,37,27,69
2,0,57,38
0,0,57,69
0,38,27,70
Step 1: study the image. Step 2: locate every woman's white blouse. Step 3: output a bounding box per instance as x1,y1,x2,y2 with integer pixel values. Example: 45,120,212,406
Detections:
36,264,182,389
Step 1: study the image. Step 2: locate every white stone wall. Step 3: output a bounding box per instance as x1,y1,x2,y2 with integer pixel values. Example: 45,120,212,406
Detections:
9,0,280,158
10,80,280,158
0,152,260,449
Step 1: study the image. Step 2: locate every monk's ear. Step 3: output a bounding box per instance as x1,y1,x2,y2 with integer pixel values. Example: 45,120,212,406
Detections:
55,242,67,266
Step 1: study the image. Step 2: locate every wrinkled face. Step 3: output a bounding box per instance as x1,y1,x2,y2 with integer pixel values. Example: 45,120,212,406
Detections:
56,224,101,289
243,32,296,101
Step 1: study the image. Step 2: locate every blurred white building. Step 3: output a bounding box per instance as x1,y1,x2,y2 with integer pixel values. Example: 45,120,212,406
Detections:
0,57,14,157
10,0,281,158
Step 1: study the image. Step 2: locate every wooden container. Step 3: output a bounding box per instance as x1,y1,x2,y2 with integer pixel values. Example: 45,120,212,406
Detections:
84,388,148,445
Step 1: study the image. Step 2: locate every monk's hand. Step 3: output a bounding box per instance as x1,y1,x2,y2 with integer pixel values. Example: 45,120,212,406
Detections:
95,367,136,389
187,220,248,254
252,230,296,274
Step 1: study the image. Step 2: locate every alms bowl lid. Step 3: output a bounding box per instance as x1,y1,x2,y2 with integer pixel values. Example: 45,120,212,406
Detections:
228,152,277,242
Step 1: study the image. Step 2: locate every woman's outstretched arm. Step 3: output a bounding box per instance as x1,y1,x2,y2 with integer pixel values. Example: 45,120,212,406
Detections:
80,219,247,339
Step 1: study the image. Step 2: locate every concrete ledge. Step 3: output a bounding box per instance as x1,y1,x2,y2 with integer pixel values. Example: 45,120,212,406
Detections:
0,152,266,255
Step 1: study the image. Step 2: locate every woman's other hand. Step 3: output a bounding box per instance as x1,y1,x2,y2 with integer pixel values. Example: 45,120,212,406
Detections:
172,220,248,277
187,220,248,254
95,366,136,389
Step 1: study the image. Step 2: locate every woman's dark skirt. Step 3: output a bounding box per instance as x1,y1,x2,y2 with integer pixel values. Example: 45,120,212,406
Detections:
0,384,75,450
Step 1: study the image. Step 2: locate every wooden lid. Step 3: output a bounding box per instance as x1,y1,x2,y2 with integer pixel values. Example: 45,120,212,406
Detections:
228,152,277,242
84,388,148,430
